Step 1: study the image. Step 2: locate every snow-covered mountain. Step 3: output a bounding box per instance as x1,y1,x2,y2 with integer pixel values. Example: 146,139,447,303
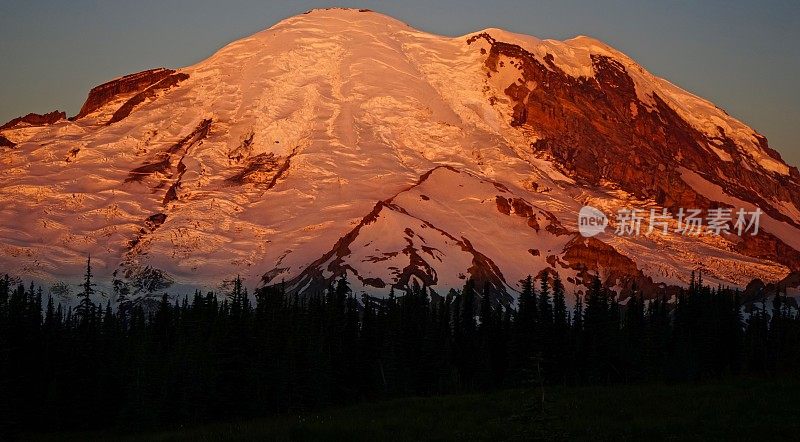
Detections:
2,8,799,302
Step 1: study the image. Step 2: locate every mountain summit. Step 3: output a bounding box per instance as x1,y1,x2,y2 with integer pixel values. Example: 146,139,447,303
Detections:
2,8,799,301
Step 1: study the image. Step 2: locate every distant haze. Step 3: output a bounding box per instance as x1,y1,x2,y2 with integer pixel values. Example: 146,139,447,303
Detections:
1,0,797,166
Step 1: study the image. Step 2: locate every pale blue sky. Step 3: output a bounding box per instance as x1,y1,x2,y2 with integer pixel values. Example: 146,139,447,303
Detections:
1,0,797,165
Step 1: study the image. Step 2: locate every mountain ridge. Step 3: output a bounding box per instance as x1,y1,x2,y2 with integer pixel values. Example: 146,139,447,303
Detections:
1,8,798,303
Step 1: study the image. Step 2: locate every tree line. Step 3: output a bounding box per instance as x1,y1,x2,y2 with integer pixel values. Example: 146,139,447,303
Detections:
1,260,799,435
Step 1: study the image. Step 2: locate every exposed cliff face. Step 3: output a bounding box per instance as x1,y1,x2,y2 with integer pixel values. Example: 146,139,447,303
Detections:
558,236,678,298
72,68,176,119
468,32,800,271
1,111,66,130
108,72,189,124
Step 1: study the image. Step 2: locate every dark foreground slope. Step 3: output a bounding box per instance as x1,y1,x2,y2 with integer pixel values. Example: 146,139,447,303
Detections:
29,378,800,441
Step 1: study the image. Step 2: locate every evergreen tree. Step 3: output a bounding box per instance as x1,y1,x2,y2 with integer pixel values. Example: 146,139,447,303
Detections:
0,266,798,435
76,256,97,325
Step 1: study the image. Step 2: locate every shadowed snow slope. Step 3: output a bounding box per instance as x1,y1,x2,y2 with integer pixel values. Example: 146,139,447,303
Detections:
1,8,799,302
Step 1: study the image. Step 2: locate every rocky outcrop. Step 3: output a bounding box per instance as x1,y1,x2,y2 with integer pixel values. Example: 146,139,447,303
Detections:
107,72,189,124
126,118,211,184
559,235,675,298
494,195,570,235
73,68,176,119
125,119,211,208
273,198,512,303
1,110,66,130
469,33,800,270
0,135,15,148
561,236,638,277
128,213,168,249
227,152,281,184
741,271,800,310
228,132,255,162
226,146,298,189
495,195,511,215
272,201,389,295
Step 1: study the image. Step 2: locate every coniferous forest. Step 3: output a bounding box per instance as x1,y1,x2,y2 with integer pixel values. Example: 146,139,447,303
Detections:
1,260,800,437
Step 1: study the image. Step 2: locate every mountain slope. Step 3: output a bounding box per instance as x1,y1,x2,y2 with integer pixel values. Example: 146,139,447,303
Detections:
1,8,798,301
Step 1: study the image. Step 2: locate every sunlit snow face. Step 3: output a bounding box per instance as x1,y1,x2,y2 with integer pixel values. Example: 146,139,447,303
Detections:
0,8,797,298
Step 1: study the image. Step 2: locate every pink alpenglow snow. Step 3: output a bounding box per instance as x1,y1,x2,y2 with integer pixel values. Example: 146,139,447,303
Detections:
1,8,799,304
